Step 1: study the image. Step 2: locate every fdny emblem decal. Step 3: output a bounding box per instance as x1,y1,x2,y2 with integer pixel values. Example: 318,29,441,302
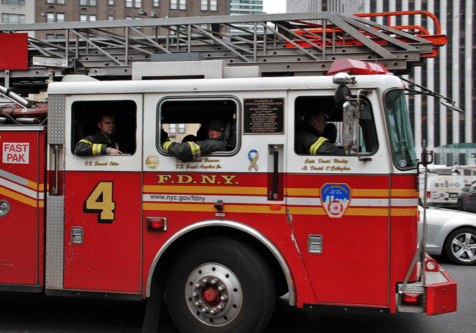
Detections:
321,183,351,218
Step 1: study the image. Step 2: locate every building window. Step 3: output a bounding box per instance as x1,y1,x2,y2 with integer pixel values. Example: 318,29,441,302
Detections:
1,0,26,5
170,0,177,10
201,0,207,10
80,0,87,6
108,0,115,5
126,16,132,20
89,0,97,6
46,12,55,23
210,0,217,11
57,13,64,23
179,0,186,10
46,34,55,40
56,34,65,39
135,0,141,9
46,0,54,4
57,0,65,4
80,14,87,22
126,0,132,8
169,124,176,134
108,15,114,21
153,0,159,7
178,123,185,134
1,13,25,24
89,15,96,21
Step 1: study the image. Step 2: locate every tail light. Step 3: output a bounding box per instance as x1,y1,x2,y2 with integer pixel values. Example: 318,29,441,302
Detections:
401,292,423,306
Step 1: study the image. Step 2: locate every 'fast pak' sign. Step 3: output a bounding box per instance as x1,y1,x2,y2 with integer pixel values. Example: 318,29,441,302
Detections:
3,143,29,164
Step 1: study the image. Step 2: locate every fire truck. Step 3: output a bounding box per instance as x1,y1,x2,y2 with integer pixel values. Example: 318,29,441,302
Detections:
0,12,457,333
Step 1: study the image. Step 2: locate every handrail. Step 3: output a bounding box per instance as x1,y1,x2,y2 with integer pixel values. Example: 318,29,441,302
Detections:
354,10,441,35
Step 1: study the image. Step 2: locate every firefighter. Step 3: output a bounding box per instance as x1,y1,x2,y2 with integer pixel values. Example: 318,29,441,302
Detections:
163,119,227,162
296,113,346,155
323,123,338,144
74,115,123,156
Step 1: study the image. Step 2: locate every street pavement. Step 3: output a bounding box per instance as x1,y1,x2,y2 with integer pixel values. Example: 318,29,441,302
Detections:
0,256,474,333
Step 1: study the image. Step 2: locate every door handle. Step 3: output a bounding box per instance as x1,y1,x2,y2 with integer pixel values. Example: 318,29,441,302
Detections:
52,145,59,195
268,145,282,201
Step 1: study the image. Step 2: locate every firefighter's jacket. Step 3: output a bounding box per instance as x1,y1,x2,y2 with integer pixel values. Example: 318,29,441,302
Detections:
74,131,118,156
296,123,347,155
163,136,227,162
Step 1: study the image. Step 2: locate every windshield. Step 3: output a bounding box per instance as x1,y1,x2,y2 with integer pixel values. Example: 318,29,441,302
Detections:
385,89,417,169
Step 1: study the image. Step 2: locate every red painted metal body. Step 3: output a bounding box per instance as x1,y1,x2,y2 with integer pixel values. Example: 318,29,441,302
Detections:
0,33,28,70
0,128,45,287
63,171,142,293
425,256,457,315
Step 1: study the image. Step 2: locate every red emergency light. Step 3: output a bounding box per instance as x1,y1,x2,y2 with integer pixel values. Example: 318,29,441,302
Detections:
146,217,167,231
327,59,390,76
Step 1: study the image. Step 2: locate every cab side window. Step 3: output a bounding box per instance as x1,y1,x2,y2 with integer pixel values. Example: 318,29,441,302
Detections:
158,98,239,155
71,100,137,155
294,95,378,156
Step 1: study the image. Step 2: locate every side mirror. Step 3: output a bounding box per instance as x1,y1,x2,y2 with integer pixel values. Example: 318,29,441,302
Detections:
334,85,351,110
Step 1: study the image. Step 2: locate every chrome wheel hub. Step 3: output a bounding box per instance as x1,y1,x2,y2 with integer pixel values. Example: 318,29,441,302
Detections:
185,263,242,327
451,232,476,262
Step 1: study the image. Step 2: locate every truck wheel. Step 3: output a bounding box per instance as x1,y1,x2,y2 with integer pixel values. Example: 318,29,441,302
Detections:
444,228,476,265
166,236,276,333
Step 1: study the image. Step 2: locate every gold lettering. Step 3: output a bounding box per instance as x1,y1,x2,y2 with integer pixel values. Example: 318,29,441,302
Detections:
333,159,348,164
109,162,119,166
177,175,193,184
221,175,237,185
331,166,351,172
318,159,331,163
200,165,216,169
94,161,107,166
310,166,324,170
204,158,220,163
302,166,308,170
157,175,172,183
201,175,217,184
305,158,315,164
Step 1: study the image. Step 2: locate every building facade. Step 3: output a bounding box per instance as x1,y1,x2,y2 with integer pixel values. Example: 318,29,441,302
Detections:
0,0,35,36
34,0,228,40
286,0,475,165
229,0,263,32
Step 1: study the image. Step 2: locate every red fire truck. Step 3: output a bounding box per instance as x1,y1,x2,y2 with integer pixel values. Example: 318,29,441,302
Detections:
0,11,457,333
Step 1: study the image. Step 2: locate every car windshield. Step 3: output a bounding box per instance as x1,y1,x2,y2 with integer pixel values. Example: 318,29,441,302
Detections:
385,89,417,169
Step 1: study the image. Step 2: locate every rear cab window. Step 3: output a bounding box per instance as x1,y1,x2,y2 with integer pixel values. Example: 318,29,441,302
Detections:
157,98,240,156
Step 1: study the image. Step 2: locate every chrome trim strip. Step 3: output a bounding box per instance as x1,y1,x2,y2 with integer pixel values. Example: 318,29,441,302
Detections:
0,168,29,186
146,220,296,306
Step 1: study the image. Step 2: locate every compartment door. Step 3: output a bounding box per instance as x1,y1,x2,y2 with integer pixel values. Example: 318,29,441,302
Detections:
0,128,45,289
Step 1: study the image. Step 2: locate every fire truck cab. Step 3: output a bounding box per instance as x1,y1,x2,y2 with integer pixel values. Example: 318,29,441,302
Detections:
0,59,456,333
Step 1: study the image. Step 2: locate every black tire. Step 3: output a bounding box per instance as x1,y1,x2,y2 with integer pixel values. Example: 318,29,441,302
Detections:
166,236,276,333
444,227,476,265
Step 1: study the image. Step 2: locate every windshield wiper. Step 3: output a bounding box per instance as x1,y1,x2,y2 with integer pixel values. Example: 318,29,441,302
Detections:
399,76,463,113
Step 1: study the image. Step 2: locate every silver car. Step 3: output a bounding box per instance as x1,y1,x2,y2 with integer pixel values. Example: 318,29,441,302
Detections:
418,206,476,265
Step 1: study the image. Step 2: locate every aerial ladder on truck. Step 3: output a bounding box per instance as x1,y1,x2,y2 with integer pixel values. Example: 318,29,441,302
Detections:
0,11,447,89
0,11,459,333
